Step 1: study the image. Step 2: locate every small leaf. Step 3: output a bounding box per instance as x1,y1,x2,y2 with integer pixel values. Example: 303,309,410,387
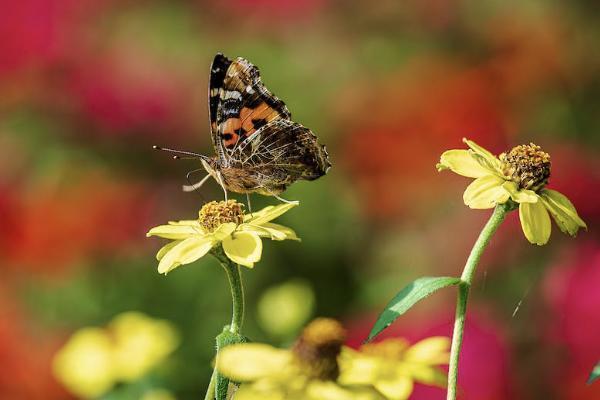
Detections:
368,277,462,342
588,361,600,385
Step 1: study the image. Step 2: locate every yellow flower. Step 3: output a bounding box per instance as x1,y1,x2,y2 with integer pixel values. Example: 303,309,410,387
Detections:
147,200,299,274
437,138,587,245
216,318,386,400
52,328,115,399
339,337,450,400
109,311,179,382
52,312,179,399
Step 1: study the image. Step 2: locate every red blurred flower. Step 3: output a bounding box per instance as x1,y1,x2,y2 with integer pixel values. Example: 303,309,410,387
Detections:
543,241,600,399
340,58,510,221
0,286,70,399
1,175,155,275
67,52,195,136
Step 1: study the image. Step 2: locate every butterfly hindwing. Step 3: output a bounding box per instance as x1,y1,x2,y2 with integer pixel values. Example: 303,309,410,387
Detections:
235,119,330,181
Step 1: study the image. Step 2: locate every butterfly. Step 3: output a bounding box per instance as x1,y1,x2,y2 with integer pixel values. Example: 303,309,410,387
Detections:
156,53,330,200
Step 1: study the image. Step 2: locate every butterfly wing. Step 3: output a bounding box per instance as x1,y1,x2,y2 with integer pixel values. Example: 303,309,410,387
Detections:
234,119,330,182
209,53,292,164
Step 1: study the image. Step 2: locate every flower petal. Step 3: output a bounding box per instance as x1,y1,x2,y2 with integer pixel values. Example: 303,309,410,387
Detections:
375,376,414,400
463,175,509,209
216,343,292,382
403,337,450,365
437,149,494,178
501,182,538,204
519,201,551,245
211,222,237,241
240,223,300,241
540,189,587,236
462,138,502,171
222,231,263,268
338,348,378,385
244,202,298,225
146,224,201,239
156,240,182,261
157,236,214,274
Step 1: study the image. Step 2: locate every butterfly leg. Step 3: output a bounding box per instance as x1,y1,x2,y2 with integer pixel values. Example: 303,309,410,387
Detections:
214,171,228,201
245,193,253,214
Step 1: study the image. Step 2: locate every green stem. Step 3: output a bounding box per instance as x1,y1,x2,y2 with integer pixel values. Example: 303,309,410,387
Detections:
447,204,509,400
203,369,218,400
203,247,245,400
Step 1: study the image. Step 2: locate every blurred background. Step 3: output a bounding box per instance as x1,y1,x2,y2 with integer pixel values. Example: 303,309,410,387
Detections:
1,0,599,399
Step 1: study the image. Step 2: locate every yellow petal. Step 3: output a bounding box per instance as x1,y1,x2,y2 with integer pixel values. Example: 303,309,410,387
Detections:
375,376,414,400
168,220,202,227
462,138,502,171
156,240,181,261
146,224,201,239
403,337,450,365
401,363,447,387
244,202,298,225
540,189,587,236
519,201,551,245
437,149,493,178
307,380,386,400
338,348,378,386
240,223,300,241
501,182,538,204
463,175,509,209
211,222,237,241
216,343,292,382
222,231,262,268
157,236,214,274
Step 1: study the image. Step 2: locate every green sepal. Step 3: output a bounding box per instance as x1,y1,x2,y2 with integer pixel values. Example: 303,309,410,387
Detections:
215,327,249,400
367,276,462,342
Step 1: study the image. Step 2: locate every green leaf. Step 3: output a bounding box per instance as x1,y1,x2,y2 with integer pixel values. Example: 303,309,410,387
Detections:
215,328,249,400
588,361,600,385
368,276,462,342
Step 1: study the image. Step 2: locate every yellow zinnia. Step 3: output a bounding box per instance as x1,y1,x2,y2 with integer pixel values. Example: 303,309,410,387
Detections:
147,200,299,273
216,318,386,400
339,337,450,400
437,138,586,245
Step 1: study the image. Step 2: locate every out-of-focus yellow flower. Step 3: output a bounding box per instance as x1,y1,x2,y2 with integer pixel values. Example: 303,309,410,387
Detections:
339,337,450,400
52,312,179,399
141,388,177,400
257,279,315,339
52,328,115,399
110,311,179,382
437,138,586,245
217,318,386,400
147,200,299,274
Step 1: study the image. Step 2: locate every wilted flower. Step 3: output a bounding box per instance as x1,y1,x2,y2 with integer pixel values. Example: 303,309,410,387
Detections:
217,318,386,400
437,138,586,245
339,337,450,400
146,201,299,274
52,312,179,399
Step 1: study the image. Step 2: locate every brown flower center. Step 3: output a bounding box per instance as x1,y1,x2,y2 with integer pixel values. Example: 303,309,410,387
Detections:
198,200,244,232
499,143,551,191
292,318,346,380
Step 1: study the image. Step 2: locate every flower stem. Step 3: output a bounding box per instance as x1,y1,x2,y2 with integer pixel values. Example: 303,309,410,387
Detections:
203,247,246,400
447,203,509,400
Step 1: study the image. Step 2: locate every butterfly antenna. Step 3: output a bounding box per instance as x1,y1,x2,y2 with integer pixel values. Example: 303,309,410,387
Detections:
152,145,210,161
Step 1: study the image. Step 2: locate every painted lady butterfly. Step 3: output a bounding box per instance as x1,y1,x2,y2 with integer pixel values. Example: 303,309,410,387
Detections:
157,53,330,199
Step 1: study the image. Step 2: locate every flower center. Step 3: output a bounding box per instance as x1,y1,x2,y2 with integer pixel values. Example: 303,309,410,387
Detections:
198,200,245,232
499,143,551,191
292,318,346,380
